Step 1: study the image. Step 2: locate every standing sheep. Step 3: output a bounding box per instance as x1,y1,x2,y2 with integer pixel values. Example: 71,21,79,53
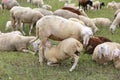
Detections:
110,12,120,34
44,38,83,72
1,0,19,14
31,15,93,64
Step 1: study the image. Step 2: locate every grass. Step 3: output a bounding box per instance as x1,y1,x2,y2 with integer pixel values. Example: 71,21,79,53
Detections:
0,0,120,80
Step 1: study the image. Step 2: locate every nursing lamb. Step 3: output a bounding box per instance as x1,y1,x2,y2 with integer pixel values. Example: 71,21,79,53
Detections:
44,38,83,72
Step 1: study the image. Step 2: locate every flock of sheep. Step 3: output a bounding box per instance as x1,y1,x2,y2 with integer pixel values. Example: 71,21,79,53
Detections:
0,0,120,72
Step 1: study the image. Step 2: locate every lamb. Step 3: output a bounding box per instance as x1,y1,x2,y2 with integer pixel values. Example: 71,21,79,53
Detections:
0,33,35,54
110,12,120,34
31,15,93,64
10,6,44,35
112,48,120,69
91,18,112,27
1,0,19,13
44,38,83,72
92,42,120,65
79,15,99,33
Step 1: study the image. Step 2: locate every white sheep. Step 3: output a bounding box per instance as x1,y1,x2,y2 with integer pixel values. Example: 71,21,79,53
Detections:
32,0,44,7
110,12,120,34
91,18,112,27
53,9,81,19
10,6,44,35
1,0,19,14
93,1,101,10
92,42,120,65
44,38,83,72
31,15,93,64
69,18,85,26
33,8,53,16
107,1,116,9
0,33,35,54
79,15,99,33
59,0,71,4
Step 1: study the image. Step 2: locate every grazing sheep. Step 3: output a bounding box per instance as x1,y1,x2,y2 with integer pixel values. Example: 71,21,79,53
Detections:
85,36,112,54
110,12,120,34
59,0,71,4
79,15,99,33
1,0,19,13
92,42,120,65
44,38,83,72
69,18,85,25
107,1,116,9
62,6,88,17
91,18,112,27
53,9,80,19
31,15,93,64
31,0,44,7
114,9,120,18
78,0,93,11
93,1,105,10
112,48,120,69
0,33,35,54
33,8,53,16
10,6,44,35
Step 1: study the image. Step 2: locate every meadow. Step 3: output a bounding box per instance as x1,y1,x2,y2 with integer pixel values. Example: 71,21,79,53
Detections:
0,0,120,80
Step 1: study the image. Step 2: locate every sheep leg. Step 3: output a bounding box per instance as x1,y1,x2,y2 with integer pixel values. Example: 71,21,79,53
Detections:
19,23,26,35
69,54,79,72
29,23,34,35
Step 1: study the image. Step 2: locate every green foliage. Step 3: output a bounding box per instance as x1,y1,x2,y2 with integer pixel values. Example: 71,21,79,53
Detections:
0,0,120,80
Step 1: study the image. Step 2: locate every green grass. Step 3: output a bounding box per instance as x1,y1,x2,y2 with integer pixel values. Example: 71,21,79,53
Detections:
0,0,120,80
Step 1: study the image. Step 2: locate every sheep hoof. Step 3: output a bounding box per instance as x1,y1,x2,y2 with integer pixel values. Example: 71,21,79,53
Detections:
69,69,73,72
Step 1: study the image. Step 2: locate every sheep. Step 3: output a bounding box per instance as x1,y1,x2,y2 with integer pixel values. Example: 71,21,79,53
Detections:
79,15,99,33
107,1,116,9
31,15,93,64
112,48,120,69
85,36,112,54
59,0,71,4
31,0,44,7
69,18,85,25
10,6,44,35
92,42,120,65
53,9,80,19
44,38,83,72
62,6,88,17
110,12,120,34
1,0,19,14
92,1,105,10
91,18,112,27
33,8,53,16
0,31,23,35
0,33,35,54
78,0,93,11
